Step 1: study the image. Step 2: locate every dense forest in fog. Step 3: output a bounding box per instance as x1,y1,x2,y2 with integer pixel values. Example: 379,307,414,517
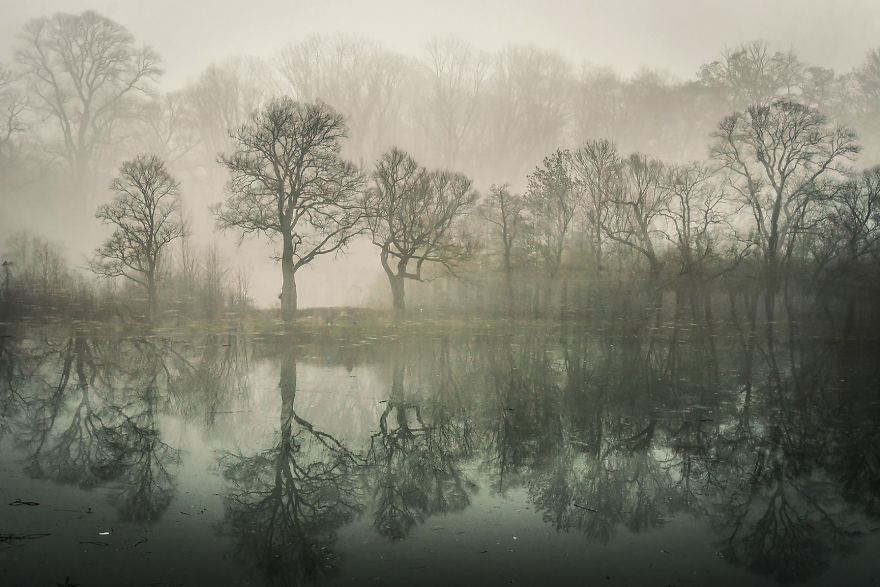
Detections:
2,10,880,331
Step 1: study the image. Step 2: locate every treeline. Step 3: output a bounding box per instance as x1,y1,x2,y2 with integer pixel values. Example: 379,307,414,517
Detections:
1,10,880,331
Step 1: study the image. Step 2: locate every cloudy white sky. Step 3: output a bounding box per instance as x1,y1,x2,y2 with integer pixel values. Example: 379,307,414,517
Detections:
2,0,880,88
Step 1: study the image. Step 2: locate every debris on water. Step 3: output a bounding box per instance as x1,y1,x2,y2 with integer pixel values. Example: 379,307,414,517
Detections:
56,576,78,587
574,503,598,512
0,533,51,543
52,507,93,514
9,497,40,506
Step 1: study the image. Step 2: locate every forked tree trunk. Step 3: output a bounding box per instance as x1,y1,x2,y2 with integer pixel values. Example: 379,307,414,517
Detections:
380,246,407,318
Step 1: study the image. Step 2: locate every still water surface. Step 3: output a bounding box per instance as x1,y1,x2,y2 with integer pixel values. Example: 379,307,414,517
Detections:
1,320,878,586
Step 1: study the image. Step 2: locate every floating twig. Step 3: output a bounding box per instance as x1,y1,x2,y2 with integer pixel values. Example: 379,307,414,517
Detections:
8,498,40,506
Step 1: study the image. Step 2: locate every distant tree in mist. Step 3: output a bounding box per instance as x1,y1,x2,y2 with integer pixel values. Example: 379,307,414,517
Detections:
183,58,268,172
417,38,488,169
90,155,187,322
14,11,161,207
215,98,364,323
480,184,526,307
138,92,198,166
276,34,410,164
699,41,805,107
525,149,579,278
364,148,478,315
0,63,28,177
603,153,670,283
659,162,735,318
850,48,880,160
571,139,621,273
1,231,72,299
480,46,570,181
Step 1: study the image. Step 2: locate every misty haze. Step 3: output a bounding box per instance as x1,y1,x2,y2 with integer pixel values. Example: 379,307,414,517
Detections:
1,1,880,586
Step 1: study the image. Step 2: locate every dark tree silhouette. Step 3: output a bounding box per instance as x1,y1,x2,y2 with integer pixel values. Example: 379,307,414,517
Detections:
91,155,187,322
364,148,478,315
216,98,364,323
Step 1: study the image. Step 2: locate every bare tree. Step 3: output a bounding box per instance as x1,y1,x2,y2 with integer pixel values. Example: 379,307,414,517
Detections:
364,148,478,316
183,58,267,172
661,163,728,280
711,100,859,321
480,184,526,307
91,155,186,322
852,48,880,160
417,37,488,169
525,149,579,278
0,63,28,175
570,67,626,147
138,92,198,166
603,153,669,283
699,40,805,107
809,167,880,334
571,139,621,273
481,45,570,181
276,34,409,164
215,97,364,323
14,11,161,206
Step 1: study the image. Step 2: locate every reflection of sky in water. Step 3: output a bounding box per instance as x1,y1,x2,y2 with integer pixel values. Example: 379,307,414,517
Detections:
1,328,879,586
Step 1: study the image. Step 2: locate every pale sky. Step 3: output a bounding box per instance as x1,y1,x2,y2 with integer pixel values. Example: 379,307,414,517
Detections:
2,0,879,89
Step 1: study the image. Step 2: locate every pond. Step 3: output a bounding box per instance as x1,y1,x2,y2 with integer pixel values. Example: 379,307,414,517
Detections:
1,319,879,586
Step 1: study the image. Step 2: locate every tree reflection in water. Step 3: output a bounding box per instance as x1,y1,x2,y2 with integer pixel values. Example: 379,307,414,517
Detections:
218,342,362,585
366,340,477,540
14,331,181,522
1,316,877,584
702,333,870,582
475,312,880,581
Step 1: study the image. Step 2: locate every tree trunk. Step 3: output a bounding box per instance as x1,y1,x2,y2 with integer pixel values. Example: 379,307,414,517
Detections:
503,253,514,317
147,275,158,325
389,274,405,316
380,246,406,318
281,235,298,323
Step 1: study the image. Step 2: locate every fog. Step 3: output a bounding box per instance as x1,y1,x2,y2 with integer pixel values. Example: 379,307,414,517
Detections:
2,0,879,310
3,4,880,583
3,0,878,88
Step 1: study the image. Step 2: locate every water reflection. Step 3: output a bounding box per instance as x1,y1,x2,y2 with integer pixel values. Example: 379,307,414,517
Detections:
367,344,477,540
218,342,362,584
12,334,181,522
1,319,878,584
